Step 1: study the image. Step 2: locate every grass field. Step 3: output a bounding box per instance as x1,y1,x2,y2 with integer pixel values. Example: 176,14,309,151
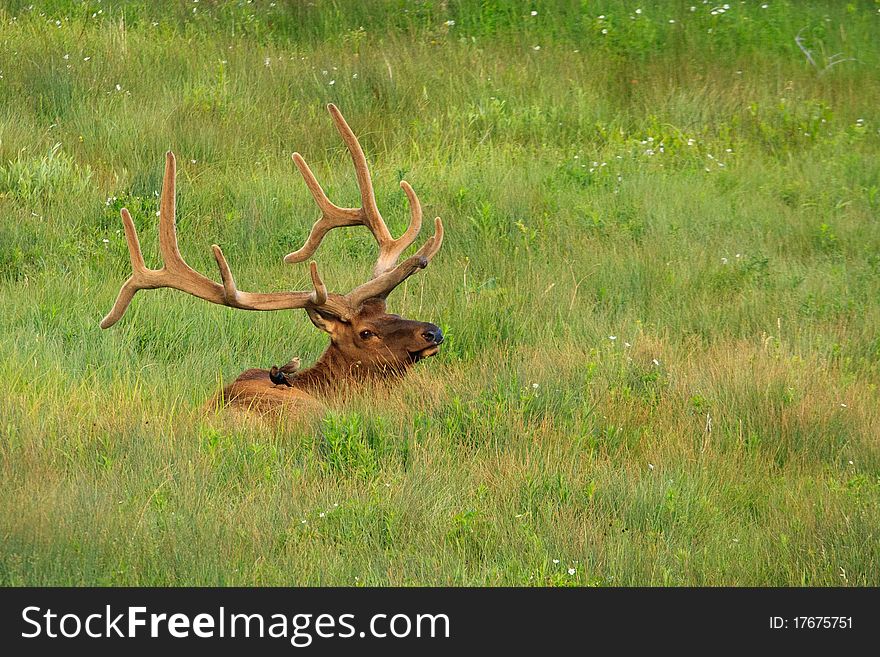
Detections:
1,0,879,586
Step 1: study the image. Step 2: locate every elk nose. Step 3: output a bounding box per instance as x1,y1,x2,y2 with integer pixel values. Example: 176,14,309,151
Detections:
421,325,443,344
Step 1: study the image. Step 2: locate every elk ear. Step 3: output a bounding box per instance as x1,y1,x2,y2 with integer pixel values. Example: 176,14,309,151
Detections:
306,307,346,335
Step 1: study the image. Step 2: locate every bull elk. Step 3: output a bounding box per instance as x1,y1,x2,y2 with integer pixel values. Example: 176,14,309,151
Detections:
101,104,444,412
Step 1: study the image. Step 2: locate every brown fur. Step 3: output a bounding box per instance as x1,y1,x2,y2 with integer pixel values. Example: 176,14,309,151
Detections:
217,299,442,414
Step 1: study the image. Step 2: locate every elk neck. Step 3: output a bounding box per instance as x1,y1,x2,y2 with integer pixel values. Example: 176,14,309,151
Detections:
286,344,403,394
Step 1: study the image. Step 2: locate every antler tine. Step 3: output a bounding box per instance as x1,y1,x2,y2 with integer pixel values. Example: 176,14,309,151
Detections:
100,151,334,329
158,150,184,270
284,104,424,278
99,207,151,329
345,217,444,308
326,103,389,242
387,179,423,273
282,151,361,266
212,247,329,309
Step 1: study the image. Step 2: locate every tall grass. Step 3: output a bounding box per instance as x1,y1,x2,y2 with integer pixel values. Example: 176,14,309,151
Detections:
1,0,879,585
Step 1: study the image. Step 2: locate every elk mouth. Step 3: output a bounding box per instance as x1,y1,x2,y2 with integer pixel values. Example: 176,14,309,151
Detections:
408,344,441,362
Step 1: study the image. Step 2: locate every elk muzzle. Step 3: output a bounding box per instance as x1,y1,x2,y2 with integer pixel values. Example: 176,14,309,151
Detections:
411,322,444,361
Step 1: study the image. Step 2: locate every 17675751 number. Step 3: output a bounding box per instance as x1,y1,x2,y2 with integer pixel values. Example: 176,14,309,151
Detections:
770,617,853,630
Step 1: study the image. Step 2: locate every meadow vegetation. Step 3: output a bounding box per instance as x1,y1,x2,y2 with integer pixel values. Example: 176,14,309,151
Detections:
1,0,879,585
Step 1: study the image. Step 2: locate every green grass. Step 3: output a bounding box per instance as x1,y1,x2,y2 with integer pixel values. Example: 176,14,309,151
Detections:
1,0,880,586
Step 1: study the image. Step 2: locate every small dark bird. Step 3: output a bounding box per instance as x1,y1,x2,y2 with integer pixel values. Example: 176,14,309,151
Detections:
269,358,301,387
269,365,293,387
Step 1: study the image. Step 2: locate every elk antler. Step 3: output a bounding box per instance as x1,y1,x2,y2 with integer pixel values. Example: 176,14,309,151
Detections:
100,152,342,329
101,106,443,328
285,104,444,309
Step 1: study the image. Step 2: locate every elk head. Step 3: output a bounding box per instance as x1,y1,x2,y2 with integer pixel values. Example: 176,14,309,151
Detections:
305,298,443,376
101,104,444,387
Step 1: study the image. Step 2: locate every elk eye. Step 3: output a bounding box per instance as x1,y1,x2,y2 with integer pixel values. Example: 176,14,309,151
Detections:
359,330,375,340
